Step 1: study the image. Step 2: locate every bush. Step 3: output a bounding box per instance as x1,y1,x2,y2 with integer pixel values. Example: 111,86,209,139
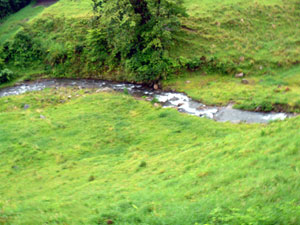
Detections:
0,68,14,84
4,29,45,66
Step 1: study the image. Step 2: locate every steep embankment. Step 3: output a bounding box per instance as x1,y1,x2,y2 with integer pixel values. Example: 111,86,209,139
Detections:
0,89,299,224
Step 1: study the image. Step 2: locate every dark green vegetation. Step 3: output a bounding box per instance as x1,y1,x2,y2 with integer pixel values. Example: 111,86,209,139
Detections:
0,0,31,19
0,58,14,83
90,0,187,81
0,89,300,224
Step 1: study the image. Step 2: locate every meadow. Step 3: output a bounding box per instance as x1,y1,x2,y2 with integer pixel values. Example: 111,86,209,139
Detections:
0,88,299,224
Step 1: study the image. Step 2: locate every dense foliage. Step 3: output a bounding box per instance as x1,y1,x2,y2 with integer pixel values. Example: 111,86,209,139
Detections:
0,51,14,84
0,0,31,19
90,0,187,82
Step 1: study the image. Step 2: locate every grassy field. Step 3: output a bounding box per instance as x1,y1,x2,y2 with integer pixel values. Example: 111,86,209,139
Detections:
38,0,92,18
0,89,300,224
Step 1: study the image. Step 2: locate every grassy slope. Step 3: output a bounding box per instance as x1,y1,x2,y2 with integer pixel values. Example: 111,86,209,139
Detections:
179,0,300,70
0,0,92,44
0,0,92,43
165,0,300,112
0,1,300,224
0,3,45,43
0,0,92,41
0,89,300,224
38,0,92,18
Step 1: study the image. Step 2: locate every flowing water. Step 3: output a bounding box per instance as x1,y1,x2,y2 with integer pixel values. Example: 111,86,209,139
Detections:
0,79,293,123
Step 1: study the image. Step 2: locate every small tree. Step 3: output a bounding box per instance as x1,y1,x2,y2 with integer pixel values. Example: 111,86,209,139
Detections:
90,0,186,82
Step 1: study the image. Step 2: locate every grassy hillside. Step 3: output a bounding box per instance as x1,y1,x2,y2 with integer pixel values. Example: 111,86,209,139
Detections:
0,89,300,224
0,0,92,43
0,3,44,43
178,0,300,73
1,0,299,73
170,0,300,112
0,2,299,223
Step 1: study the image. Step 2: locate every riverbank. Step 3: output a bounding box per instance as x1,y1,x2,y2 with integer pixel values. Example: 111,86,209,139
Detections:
163,66,300,113
0,78,295,123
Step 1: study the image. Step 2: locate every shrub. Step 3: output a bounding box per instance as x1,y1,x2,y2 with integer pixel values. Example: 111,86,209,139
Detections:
4,29,45,66
0,57,14,84
0,68,14,84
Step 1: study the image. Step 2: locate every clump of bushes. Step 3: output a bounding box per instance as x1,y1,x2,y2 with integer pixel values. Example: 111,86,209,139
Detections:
0,58,14,84
1,28,45,67
0,68,14,84
178,56,238,74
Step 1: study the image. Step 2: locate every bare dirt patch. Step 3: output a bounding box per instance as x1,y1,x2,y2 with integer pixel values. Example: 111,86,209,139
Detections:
35,0,58,7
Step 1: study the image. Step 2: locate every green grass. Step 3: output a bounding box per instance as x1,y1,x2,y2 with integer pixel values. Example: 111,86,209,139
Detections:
1,1,300,224
164,65,300,112
0,0,92,44
183,0,291,16
177,0,300,74
38,0,93,18
0,89,300,224
0,3,45,43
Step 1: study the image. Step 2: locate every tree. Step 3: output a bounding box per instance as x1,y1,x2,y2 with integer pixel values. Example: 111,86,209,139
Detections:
90,0,187,82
